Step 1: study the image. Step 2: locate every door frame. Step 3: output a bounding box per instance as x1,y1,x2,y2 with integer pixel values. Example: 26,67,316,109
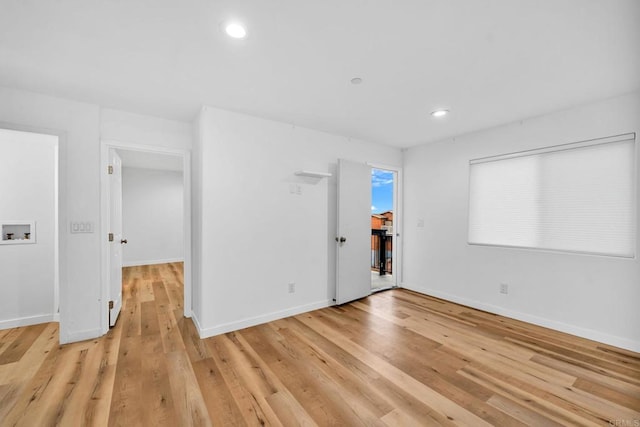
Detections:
367,162,403,287
100,140,192,335
107,148,123,326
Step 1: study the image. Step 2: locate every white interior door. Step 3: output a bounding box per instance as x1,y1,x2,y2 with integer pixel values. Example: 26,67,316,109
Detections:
108,148,123,326
336,159,372,304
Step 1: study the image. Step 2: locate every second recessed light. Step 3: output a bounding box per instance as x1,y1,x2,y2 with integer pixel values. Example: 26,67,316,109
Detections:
431,109,449,118
224,22,247,39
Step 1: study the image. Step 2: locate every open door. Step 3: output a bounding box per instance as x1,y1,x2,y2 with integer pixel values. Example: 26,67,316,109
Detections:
108,148,124,326
336,159,372,304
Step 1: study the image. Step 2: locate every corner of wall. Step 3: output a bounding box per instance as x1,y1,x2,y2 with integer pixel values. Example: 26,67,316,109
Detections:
402,92,640,353
190,108,204,321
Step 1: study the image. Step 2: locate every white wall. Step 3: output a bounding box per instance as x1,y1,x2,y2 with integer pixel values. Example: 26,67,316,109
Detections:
403,91,640,352
191,117,203,322
0,87,101,343
122,167,184,266
0,129,57,328
0,86,192,343
101,108,193,150
193,106,402,336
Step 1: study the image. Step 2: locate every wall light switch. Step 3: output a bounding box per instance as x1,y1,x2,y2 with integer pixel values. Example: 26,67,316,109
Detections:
70,221,95,234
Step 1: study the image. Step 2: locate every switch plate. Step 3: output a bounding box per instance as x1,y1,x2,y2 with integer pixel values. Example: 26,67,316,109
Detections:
500,283,509,294
288,282,295,293
70,221,94,233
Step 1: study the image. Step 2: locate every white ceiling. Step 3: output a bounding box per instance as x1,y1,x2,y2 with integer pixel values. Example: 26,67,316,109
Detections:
0,1,638,148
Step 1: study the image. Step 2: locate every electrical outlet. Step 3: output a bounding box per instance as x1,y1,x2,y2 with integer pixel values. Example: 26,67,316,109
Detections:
288,282,295,293
500,283,509,294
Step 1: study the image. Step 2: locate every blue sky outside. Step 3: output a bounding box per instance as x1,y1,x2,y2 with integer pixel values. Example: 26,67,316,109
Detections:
371,168,394,214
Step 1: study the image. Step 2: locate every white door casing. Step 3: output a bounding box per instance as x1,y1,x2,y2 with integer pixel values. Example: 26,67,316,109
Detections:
336,159,372,305
108,148,123,326
101,141,191,337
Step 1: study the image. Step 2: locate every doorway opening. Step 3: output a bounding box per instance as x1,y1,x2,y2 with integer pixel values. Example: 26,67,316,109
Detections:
101,141,191,334
119,151,185,325
371,168,397,291
0,127,60,330
335,160,401,305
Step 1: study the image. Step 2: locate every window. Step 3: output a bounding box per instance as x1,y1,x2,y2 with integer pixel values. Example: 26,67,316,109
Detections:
468,133,636,257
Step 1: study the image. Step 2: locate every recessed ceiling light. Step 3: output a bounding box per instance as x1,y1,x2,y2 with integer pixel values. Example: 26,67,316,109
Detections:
350,77,363,85
224,22,247,39
431,109,449,118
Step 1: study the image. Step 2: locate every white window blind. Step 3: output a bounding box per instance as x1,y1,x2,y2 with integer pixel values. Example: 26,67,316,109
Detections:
468,133,636,257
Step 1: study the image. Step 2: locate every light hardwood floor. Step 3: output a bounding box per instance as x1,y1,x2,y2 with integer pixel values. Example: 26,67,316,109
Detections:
1,262,639,426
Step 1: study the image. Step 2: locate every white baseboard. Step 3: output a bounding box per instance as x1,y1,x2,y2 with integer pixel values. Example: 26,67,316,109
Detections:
191,311,204,335
0,315,101,345
196,299,332,339
401,283,640,353
59,327,102,345
0,314,57,330
123,258,184,267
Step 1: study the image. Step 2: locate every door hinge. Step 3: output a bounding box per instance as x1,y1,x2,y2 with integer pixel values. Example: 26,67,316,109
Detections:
108,165,113,174
109,300,114,309
108,233,114,242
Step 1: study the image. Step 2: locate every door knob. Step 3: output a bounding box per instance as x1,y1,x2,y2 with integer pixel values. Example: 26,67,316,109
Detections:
120,239,128,244
335,236,346,243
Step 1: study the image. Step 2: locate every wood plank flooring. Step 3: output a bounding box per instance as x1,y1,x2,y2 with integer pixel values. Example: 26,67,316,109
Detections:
1,262,639,426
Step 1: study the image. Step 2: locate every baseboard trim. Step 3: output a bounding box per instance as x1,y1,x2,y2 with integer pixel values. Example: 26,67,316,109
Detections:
196,299,332,339
191,311,204,335
60,327,102,345
401,283,640,353
0,314,57,330
123,258,184,267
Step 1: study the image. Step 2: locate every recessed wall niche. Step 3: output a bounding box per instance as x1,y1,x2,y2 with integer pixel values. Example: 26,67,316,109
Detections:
1,221,36,244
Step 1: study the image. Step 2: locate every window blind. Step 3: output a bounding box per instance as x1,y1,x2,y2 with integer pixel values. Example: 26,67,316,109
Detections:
468,133,636,257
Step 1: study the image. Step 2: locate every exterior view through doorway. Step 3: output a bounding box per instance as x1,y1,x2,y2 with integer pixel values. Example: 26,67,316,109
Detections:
371,168,397,291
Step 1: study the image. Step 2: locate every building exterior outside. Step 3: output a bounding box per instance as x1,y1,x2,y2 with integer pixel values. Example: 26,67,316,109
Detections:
371,211,393,274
